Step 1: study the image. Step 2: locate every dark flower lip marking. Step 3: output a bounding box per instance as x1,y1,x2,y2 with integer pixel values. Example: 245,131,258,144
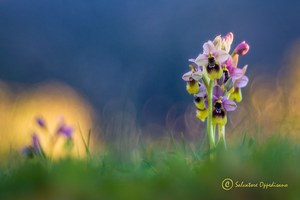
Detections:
195,96,201,103
213,99,226,118
206,63,220,74
205,53,222,80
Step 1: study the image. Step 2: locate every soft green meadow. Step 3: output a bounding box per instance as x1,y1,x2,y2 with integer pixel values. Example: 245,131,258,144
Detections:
0,135,299,200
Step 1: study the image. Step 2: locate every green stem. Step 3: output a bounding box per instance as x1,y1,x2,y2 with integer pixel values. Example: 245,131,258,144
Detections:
207,80,215,152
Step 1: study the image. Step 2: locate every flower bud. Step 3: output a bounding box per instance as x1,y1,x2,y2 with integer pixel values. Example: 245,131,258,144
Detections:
234,41,249,56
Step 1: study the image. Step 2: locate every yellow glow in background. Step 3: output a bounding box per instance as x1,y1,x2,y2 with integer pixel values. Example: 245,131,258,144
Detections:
0,81,100,159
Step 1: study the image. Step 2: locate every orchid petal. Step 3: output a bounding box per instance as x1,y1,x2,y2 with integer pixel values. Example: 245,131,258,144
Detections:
195,84,207,98
182,71,193,81
224,77,234,92
223,32,234,52
217,74,225,85
213,85,223,97
242,65,248,74
222,97,237,111
223,43,230,53
224,56,233,66
215,50,229,63
231,67,243,79
203,40,215,55
213,35,222,50
235,75,249,88
197,65,203,71
213,95,218,103
204,98,208,108
223,32,234,44
192,70,202,81
194,54,208,66
188,58,195,62
32,133,41,152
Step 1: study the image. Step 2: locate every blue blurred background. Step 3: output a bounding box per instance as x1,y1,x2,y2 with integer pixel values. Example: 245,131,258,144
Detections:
1,0,300,130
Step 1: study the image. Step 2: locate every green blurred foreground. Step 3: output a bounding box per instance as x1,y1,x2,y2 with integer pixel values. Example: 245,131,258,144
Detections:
0,136,299,200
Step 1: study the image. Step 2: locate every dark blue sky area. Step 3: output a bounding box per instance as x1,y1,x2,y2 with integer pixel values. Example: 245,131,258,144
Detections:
0,0,300,124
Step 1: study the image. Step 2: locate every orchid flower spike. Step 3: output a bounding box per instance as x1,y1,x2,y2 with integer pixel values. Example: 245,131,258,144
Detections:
182,32,250,151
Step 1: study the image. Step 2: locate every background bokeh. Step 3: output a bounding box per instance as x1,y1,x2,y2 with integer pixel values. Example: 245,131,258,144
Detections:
1,0,300,152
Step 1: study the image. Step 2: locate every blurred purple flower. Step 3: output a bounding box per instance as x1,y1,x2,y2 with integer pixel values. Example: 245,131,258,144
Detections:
21,133,44,158
21,146,34,158
35,116,46,128
32,133,41,152
57,124,73,139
